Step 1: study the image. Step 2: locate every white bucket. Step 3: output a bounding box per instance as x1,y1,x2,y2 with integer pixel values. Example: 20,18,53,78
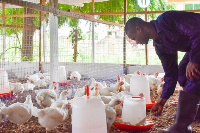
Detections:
72,96,107,133
130,75,151,104
58,66,67,83
122,96,146,125
0,69,10,91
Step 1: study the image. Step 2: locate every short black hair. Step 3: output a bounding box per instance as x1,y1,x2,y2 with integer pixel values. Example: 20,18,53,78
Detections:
125,17,145,35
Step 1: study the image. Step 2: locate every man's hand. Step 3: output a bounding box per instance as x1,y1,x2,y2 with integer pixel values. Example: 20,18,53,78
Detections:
151,98,167,116
186,62,200,80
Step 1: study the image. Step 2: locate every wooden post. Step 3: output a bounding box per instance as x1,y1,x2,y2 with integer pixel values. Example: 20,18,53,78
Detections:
49,0,59,84
2,3,6,65
92,0,95,63
145,7,148,65
123,0,127,72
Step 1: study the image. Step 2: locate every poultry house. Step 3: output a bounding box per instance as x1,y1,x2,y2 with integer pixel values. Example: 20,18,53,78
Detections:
0,95,33,130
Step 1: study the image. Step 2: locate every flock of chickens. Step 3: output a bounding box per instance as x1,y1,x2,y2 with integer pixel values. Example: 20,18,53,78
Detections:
0,71,165,133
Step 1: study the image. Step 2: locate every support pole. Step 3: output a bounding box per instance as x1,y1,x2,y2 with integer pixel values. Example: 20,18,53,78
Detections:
49,0,59,84
123,0,127,74
92,0,95,63
145,7,148,65
2,3,6,67
42,19,47,62
39,0,42,71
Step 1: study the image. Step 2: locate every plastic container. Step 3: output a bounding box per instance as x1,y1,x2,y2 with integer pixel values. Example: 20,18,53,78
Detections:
0,69,10,94
130,75,151,104
58,66,67,83
122,96,146,125
72,95,107,133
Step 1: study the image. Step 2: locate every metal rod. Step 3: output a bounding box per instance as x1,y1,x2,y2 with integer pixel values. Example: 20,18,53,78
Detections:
123,0,127,70
145,8,148,65
92,0,95,63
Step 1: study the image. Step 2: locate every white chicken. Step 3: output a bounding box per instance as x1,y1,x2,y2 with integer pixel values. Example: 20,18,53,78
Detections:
148,72,162,90
51,90,68,108
100,77,124,96
120,74,130,91
0,95,33,130
32,103,69,133
70,71,81,81
22,82,35,91
106,97,121,108
90,83,100,97
101,96,114,104
88,78,107,90
35,84,57,108
74,87,86,98
105,105,116,132
157,77,164,95
9,82,24,94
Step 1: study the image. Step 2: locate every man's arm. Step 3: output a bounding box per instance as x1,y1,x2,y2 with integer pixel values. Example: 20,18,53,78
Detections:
151,44,178,115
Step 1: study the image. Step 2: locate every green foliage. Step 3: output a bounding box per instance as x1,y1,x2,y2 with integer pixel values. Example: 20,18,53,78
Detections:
0,8,39,36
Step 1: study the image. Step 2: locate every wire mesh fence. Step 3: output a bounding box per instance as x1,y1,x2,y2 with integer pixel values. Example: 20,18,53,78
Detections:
0,0,199,82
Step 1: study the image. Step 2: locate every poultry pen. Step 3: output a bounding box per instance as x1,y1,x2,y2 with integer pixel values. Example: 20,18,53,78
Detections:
0,0,200,132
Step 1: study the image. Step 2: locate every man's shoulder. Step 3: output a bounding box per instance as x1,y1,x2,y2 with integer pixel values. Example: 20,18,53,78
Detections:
160,10,180,18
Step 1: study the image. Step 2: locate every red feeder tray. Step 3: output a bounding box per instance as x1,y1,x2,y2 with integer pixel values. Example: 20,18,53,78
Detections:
114,117,154,132
146,100,155,109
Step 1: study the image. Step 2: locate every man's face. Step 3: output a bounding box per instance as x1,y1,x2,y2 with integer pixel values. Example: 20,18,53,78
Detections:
127,28,149,45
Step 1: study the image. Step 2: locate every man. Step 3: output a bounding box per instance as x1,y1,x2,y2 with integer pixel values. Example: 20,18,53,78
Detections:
125,11,200,133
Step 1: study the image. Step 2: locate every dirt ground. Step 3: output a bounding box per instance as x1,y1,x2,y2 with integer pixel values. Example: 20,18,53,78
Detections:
0,82,200,133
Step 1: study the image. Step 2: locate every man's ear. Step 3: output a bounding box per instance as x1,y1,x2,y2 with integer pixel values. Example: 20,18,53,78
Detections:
136,26,142,32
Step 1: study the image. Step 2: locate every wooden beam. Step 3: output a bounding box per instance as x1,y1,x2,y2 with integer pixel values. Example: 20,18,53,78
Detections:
0,24,39,29
68,9,94,18
1,0,124,27
0,14,40,18
90,9,200,15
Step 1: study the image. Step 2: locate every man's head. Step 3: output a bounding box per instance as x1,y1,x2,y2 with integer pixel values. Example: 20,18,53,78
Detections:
125,17,150,44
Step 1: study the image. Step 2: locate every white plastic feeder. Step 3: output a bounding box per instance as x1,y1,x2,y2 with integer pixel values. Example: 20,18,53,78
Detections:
0,69,10,92
72,95,107,133
130,75,151,104
122,96,146,125
58,66,67,83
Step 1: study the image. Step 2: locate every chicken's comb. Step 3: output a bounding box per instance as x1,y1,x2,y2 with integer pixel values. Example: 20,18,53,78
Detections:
85,85,90,97
161,76,164,82
155,72,159,77
117,75,120,81
137,71,141,75
95,83,99,90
